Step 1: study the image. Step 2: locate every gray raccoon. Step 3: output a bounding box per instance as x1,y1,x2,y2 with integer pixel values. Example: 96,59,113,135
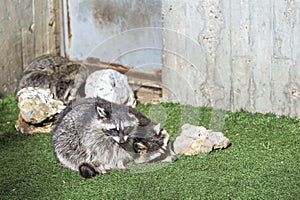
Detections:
52,97,177,178
16,54,87,104
133,124,178,163
127,107,177,163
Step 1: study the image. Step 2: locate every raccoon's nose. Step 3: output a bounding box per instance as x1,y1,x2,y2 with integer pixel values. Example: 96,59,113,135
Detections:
118,134,128,144
119,138,125,144
171,155,178,162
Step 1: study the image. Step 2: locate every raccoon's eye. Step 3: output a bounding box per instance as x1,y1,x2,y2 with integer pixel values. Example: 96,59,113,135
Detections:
110,129,119,136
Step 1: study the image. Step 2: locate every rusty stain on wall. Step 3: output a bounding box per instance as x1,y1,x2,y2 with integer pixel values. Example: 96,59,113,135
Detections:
66,0,72,49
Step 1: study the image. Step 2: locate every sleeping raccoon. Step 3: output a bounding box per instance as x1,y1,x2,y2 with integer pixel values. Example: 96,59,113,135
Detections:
133,124,177,164
15,54,87,104
51,97,177,178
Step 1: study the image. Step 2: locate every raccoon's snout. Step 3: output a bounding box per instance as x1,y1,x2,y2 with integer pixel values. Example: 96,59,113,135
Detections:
119,137,126,144
112,135,128,144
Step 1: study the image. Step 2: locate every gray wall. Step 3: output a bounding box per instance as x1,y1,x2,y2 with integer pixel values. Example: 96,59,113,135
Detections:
64,0,162,72
162,0,300,117
1,0,300,117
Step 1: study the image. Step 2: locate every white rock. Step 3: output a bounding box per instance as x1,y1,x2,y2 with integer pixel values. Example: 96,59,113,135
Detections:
173,124,230,155
17,87,66,124
84,69,136,107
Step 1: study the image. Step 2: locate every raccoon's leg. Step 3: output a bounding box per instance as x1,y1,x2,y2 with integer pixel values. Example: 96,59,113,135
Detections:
116,160,130,172
62,87,72,103
69,66,88,101
51,85,59,100
96,163,109,174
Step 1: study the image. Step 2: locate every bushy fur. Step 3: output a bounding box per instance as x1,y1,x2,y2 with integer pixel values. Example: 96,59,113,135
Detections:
52,97,177,178
16,54,87,104
133,127,178,164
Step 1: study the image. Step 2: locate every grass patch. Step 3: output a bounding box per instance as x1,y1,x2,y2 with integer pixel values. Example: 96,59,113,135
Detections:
0,94,299,199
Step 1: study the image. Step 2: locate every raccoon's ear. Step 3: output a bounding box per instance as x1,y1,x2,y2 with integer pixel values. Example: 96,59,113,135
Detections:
96,106,108,119
153,123,161,135
128,107,151,126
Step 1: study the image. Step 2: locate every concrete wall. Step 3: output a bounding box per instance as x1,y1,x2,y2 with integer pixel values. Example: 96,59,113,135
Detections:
162,0,300,117
63,0,162,72
0,0,62,97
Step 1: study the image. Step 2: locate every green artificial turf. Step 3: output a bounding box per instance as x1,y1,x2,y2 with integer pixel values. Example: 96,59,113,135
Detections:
0,94,299,199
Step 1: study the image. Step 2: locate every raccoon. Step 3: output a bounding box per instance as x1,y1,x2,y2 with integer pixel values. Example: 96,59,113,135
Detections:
127,107,178,163
51,97,177,178
15,54,87,104
133,125,178,164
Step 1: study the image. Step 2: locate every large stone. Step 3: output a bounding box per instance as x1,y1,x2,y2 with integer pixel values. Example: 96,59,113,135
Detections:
84,69,136,107
173,124,230,155
15,87,66,135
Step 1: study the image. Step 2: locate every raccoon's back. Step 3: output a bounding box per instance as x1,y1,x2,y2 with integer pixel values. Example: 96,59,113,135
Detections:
16,54,84,102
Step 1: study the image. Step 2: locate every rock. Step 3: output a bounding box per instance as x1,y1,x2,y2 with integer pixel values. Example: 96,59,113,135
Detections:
17,87,66,124
173,124,230,155
15,114,53,135
84,69,136,107
15,87,66,135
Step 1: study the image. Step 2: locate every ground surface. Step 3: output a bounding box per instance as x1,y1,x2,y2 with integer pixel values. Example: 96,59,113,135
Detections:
0,94,299,199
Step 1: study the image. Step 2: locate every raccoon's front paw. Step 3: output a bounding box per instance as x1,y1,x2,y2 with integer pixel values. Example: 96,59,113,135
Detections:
119,168,130,173
96,164,109,175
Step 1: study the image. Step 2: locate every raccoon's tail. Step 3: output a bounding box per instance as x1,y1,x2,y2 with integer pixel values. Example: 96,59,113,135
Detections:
79,163,98,178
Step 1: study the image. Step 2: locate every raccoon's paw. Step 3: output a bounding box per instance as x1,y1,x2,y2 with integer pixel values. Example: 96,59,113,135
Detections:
119,168,130,173
96,164,109,175
79,163,99,178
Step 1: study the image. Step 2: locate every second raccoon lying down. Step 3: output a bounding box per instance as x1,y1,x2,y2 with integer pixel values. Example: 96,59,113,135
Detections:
51,97,177,178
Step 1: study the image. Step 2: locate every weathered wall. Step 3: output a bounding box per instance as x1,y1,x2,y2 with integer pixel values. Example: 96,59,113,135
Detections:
0,0,63,97
63,0,162,72
162,0,300,117
1,0,300,117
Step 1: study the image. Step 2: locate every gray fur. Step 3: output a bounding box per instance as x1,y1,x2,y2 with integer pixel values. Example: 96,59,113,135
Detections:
52,97,136,172
133,125,178,163
16,54,87,104
52,97,177,177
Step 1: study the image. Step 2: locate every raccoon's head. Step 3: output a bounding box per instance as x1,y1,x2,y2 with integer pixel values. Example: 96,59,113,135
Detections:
133,124,178,163
134,124,169,152
95,101,139,144
134,140,178,163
